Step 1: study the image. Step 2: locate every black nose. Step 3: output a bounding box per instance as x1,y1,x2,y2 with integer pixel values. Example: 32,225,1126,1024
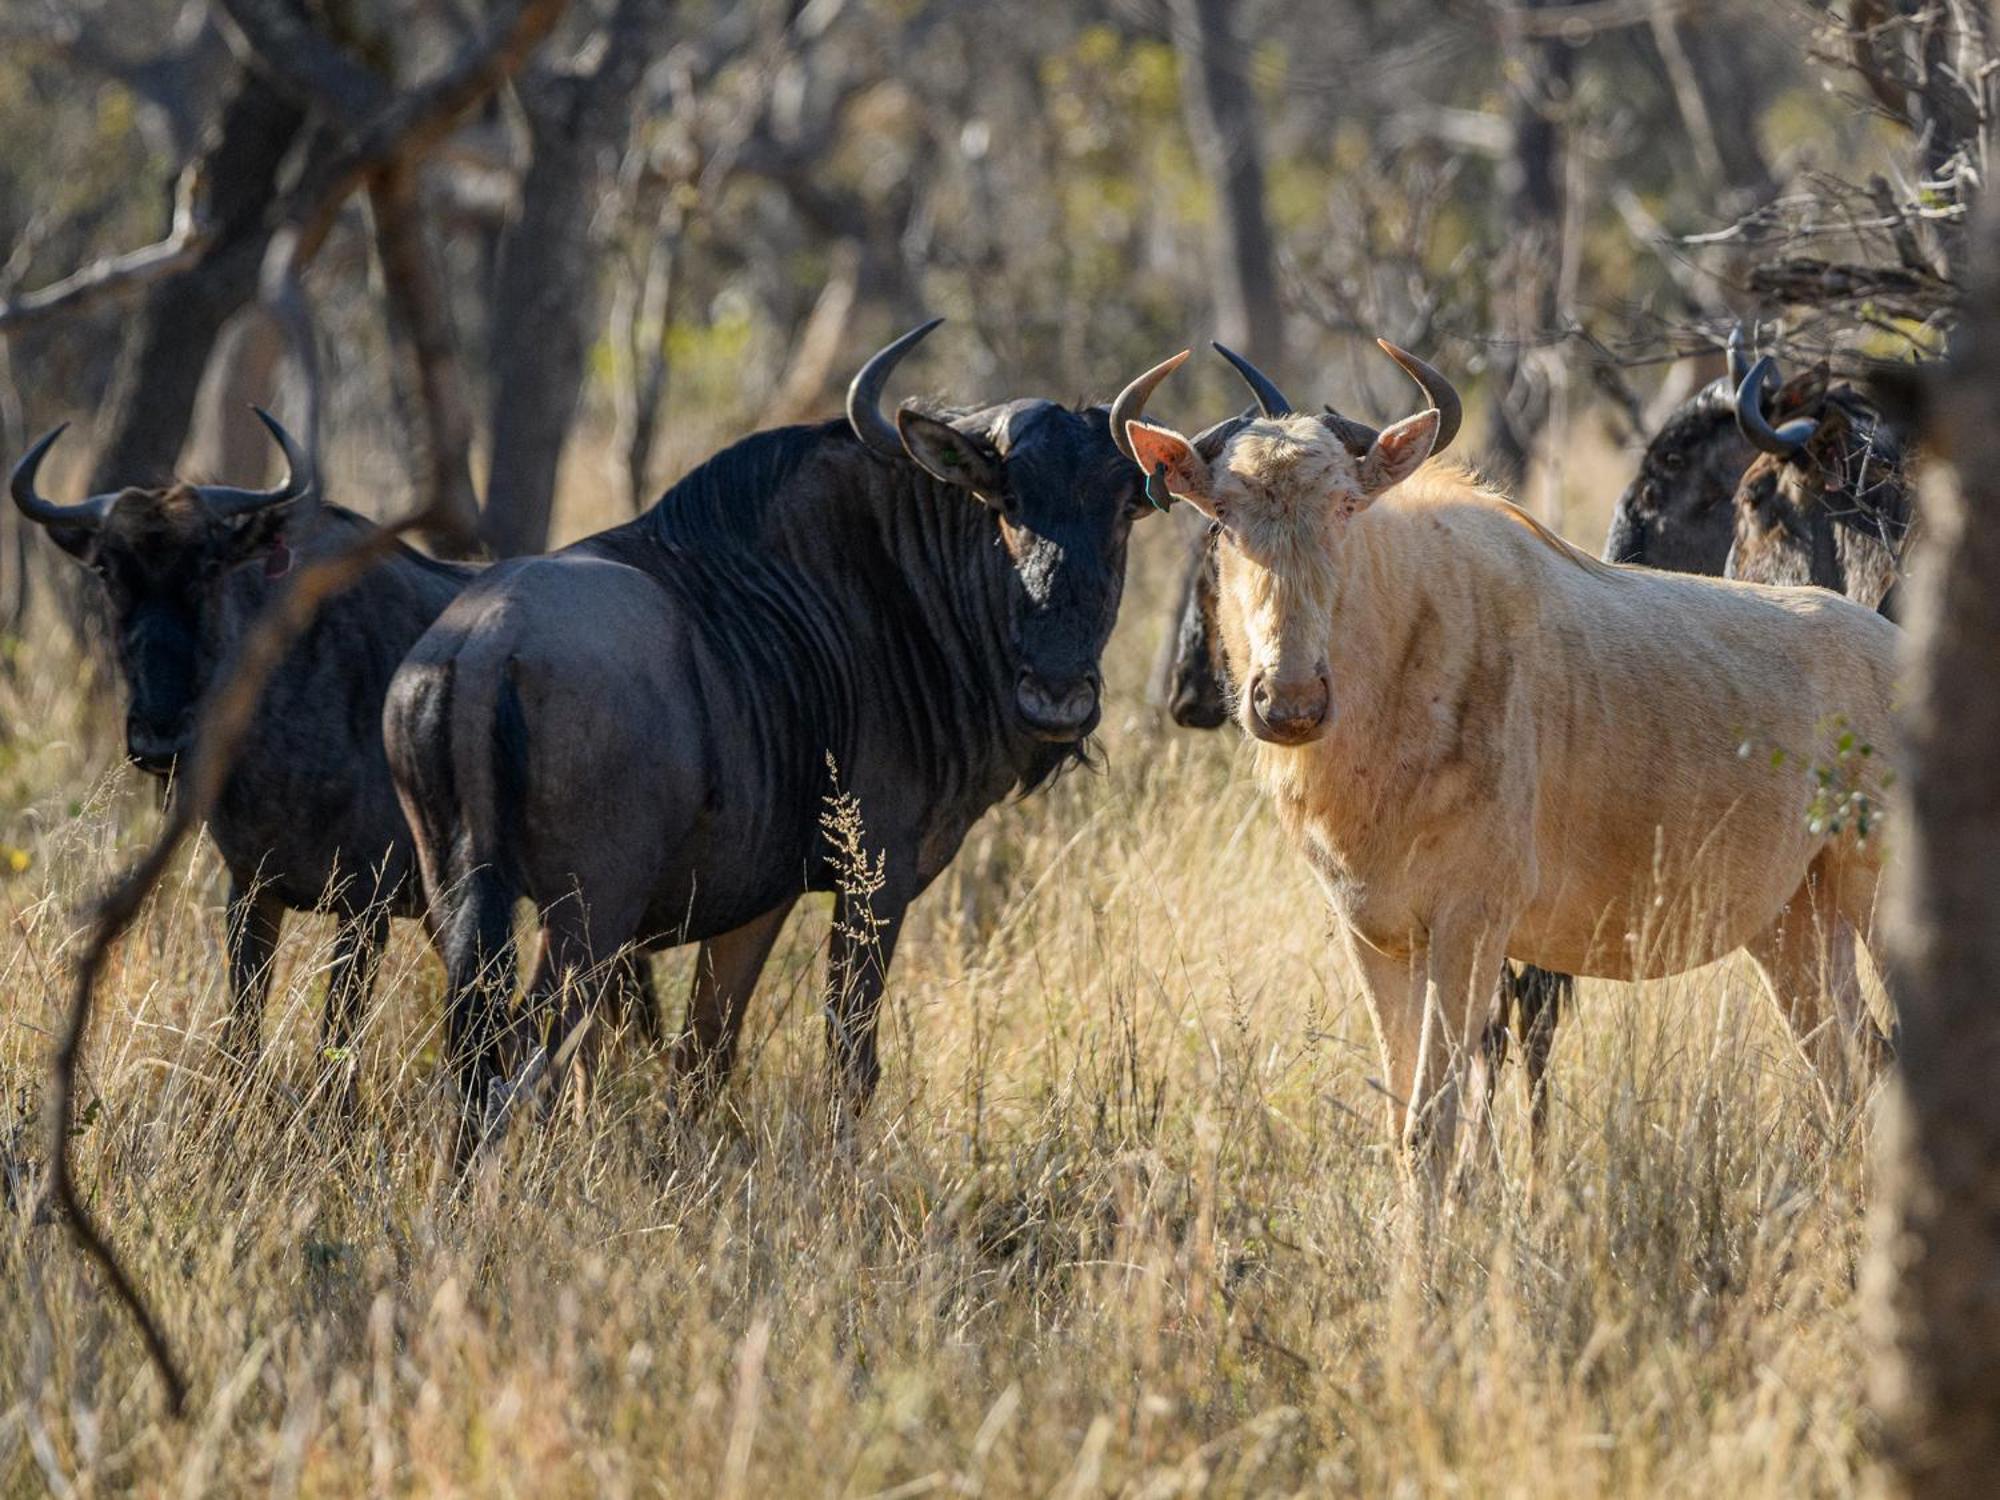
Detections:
1170,680,1230,730
126,719,190,776
1015,671,1101,741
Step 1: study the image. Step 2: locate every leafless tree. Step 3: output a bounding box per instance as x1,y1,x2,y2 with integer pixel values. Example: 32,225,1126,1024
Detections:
481,0,678,557
1866,137,2000,1500
1482,0,1575,488
1166,0,1284,371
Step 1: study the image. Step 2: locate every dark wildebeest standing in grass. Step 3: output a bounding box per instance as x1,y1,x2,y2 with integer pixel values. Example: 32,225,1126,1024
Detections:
9,414,509,1086
1597,328,1763,572
386,321,1174,1144
1727,354,1914,613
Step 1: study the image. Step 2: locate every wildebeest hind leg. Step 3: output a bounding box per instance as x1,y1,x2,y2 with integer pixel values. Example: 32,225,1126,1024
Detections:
1747,858,1882,1095
670,897,799,1114
438,864,521,1167
320,907,388,1119
222,879,285,1074
532,890,651,1118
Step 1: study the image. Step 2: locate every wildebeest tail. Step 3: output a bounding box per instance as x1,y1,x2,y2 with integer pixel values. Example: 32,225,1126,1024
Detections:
443,630,526,895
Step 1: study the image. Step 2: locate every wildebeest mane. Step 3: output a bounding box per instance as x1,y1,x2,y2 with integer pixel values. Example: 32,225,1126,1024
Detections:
616,415,1095,797
640,420,847,549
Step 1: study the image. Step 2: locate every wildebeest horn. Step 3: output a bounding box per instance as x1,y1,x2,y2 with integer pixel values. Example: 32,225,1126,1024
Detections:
194,406,314,516
1726,322,1752,391
1318,407,1381,456
1375,340,1463,457
848,317,944,458
1211,342,1292,417
1109,349,1192,464
9,424,122,531
1735,356,1817,456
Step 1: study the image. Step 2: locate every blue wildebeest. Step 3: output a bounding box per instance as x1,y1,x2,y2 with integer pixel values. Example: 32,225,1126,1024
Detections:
385,321,1174,1145
1727,354,1914,613
1598,328,1762,572
9,413,657,1095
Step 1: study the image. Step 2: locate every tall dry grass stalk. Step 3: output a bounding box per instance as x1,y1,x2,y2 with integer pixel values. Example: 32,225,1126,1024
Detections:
0,449,1884,1495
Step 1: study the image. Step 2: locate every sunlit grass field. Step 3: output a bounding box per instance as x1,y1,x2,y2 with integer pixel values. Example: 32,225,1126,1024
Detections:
0,431,1885,1495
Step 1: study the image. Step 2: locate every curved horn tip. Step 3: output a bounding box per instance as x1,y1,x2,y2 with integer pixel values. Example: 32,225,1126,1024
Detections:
11,422,119,529
1735,355,1814,456
847,318,945,458
1374,339,1463,455
10,423,70,502
1210,341,1292,417
1726,324,1756,389
1108,350,1194,464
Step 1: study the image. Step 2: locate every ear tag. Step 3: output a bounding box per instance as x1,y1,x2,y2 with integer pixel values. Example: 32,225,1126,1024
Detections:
264,536,293,581
1145,462,1173,512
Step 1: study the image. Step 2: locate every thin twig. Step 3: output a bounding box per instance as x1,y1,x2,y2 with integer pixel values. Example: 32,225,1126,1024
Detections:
47,0,571,1414
50,495,453,1416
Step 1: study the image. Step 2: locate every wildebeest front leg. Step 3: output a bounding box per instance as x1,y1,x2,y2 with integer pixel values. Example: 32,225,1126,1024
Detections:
222,880,284,1070
669,898,799,1111
320,907,388,1116
608,951,664,1046
1422,913,1511,1185
824,890,910,1110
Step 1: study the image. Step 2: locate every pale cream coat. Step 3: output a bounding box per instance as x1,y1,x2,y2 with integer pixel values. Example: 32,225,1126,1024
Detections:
1129,411,1899,1161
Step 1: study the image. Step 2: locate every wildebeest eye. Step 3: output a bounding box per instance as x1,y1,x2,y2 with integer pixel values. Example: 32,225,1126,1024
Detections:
1658,452,1686,474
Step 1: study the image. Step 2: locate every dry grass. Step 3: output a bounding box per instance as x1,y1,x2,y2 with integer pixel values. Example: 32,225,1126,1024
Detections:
0,453,1886,1497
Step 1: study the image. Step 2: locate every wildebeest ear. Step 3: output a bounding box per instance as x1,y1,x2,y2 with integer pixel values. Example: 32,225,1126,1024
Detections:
1125,421,1214,516
43,524,99,564
1358,410,1438,496
1773,363,1831,417
221,502,297,571
895,411,1007,503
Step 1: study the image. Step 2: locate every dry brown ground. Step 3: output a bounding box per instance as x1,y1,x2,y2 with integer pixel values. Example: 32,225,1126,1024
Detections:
0,426,1886,1496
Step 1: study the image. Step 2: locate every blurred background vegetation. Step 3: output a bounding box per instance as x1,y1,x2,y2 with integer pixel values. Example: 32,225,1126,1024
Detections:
0,0,1962,588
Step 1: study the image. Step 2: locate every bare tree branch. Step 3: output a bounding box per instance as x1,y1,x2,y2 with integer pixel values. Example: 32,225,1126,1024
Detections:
0,166,209,334
51,502,462,1417
211,0,395,126
369,164,483,552
270,0,576,266
48,0,576,1412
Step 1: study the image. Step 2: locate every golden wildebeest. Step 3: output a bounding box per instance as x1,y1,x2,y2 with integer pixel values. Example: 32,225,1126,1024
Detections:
1115,342,1900,1175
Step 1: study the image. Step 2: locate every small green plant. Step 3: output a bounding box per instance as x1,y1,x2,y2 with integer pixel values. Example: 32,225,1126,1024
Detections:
1739,718,1895,844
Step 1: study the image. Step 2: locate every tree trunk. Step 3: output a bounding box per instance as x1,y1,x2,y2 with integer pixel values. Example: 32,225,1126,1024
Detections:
1666,1,1777,210
369,162,484,553
1481,0,1572,489
189,306,286,481
88,70,305,492
1866,151,2000,1498
481,0,673,557
1167,0,1284,370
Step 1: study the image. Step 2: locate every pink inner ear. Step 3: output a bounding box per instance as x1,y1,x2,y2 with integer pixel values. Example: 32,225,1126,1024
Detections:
1126,425,1203,495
